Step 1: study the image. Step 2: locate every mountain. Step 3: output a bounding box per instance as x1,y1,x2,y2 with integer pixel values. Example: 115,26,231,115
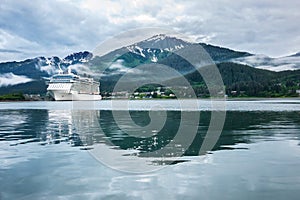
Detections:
95,34,299,97
290,52,300,57
92,34,190,71
160,61,300,98
199,43,252,62
112,34,299,72
94,34,299,74
95,34,254,84
126,34,252,62
0,34,299,97
0,51,92,94
97,34,251,68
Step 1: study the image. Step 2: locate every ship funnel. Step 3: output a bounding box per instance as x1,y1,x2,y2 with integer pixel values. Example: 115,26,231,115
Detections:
68,66,72,74
58,63,63,74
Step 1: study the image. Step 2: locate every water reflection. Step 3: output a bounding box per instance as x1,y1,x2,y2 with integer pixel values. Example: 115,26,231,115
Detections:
0,110,48,145
0,109,300,165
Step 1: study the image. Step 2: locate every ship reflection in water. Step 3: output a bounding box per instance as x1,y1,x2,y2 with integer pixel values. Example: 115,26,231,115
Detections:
1,101,300,199
1,108,300,167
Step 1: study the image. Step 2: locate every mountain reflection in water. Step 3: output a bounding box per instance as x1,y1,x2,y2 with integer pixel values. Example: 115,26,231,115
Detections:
1,109,299,165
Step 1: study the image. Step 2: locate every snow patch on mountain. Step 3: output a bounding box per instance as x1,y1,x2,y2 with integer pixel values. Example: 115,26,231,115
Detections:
151,55,158,62
135,46,145,57
145,34,167,42
62,51,93,65
34,57,59,75
125,34,189,59
29,51,94,76
126,45,143,56
175,44,184,50
0,73,33,87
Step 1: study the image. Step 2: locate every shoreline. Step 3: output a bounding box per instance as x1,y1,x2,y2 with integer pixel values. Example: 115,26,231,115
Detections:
225,97,300,101
0,96,299,102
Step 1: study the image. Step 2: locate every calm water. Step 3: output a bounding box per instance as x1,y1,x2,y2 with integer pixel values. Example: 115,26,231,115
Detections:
1,99,300,199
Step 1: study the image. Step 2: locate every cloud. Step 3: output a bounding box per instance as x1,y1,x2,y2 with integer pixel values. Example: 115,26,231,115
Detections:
0,73,33,87
0,49,22,53
68,64,96,76
256,64,297,72
109,60,129,73
102,59,141,77
0,0,299,62
233,54,300,71
36,63,57,75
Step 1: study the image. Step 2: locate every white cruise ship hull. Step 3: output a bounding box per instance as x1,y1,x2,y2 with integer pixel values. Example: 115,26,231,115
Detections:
50,90,102,101
47,70,102,101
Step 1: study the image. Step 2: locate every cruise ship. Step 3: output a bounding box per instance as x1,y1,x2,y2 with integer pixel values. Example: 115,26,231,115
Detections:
47,68,102,101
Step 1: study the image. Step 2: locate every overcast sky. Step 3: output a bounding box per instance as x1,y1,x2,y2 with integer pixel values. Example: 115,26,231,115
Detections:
0,0,299,62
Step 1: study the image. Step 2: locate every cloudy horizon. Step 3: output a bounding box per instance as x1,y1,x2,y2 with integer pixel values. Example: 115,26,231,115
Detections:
0,0,299,62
